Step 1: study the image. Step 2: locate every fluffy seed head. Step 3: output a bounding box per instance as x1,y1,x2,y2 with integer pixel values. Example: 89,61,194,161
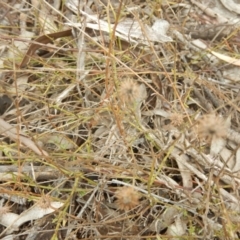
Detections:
115,186,140,211
197,114,227,141
169,112,184,126
118,79,141,105
37,195,52,209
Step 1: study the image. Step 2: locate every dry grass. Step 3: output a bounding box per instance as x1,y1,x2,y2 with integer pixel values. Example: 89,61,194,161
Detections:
0,0,240,239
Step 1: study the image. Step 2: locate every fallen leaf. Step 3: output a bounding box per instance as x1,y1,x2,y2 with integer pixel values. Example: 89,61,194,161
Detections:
210,51,240,66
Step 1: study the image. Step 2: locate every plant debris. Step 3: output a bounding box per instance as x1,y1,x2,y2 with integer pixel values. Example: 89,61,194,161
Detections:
1,0,240,239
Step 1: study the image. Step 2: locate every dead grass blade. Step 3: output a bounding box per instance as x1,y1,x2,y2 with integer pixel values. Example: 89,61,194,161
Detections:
0,118,48,156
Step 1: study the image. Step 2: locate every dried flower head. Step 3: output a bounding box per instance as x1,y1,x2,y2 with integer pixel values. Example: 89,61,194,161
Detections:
118,78,141,105
115,186,140,211
197,114,227,141
169,112,184,126
37,194,52,209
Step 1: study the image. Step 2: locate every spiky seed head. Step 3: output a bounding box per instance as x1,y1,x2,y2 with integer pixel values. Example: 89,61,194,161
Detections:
37,195,52,209
197,114,227,141
115,186,140,211
118,79,141,105
169,112,184,127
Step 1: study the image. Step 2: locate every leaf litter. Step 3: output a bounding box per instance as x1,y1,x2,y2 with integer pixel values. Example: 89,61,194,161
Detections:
0,0,240,239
